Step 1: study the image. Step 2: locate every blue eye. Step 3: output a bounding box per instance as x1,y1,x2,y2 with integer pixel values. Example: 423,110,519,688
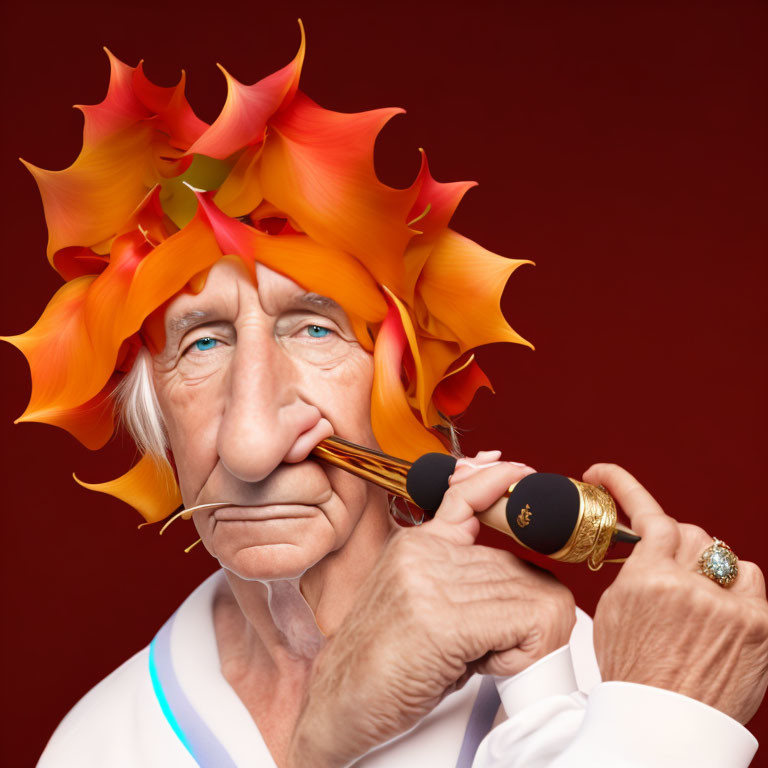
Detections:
307,325,331,338
194,337,218,351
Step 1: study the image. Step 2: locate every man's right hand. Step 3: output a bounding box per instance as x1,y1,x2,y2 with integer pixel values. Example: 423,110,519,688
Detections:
286,455,576,768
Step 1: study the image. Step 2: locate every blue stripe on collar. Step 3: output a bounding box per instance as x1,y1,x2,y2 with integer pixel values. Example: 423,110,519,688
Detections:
149,613,239,768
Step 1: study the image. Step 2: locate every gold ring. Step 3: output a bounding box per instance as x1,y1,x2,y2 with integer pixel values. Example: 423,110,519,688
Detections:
698,538,739,587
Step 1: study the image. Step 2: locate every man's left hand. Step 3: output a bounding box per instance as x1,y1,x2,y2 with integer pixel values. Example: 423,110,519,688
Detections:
587,463,768,725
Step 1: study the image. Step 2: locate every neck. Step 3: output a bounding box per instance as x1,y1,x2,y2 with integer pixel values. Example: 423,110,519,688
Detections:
215,489,395,671
212,489,395,762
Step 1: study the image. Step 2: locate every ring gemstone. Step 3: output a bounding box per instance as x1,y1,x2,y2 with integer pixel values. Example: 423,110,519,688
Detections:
698,538,739,587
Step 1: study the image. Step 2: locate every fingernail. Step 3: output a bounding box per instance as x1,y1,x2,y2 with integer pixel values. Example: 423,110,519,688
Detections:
455,459,503,470
474,450,503,461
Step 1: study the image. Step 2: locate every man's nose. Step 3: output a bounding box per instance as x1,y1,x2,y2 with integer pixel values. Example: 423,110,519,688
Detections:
217,335,326,483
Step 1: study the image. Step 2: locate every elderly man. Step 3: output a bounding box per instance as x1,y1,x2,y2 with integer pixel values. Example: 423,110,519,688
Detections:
6,27,768,767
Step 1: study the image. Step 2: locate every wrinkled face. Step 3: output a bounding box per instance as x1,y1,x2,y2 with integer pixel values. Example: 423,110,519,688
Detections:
152,257,382,580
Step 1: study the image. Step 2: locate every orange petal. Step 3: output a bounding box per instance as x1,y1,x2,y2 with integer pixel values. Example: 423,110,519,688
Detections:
416,229,533,352
349,313,375,352
26,49,206,268
196,193,387,322
112,209,224,360
75,454,181,523
381,287,430,425
261,92,418,293
1,275,95,426
432,355,493,416
23,122,158,263
411,336,464,425
187,21,305,159
3,212,224,444
213,145,264,217
16,375,119,450
371,301,447,461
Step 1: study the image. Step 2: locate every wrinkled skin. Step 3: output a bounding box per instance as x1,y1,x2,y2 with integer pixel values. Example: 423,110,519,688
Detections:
151,259,768,766
151,259,575,764
152,257,380,587
587,463,768,726
287,459,576,767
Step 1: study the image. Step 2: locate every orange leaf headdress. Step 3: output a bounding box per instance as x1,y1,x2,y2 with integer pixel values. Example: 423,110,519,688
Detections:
2,22,532,524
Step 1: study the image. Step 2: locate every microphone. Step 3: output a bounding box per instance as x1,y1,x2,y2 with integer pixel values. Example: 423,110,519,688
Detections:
311,437,640,569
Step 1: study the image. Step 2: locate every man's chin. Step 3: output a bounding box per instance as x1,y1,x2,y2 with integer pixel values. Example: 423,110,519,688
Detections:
214,538,334,582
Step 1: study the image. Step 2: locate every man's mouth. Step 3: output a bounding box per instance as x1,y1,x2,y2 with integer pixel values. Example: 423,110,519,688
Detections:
212,504,320,522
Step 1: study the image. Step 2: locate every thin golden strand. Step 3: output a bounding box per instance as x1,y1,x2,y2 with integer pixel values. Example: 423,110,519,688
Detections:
184,538,203,554
159,501,231,535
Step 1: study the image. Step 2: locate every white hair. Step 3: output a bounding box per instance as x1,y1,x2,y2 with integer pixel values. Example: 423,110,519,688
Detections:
112,347,169,460
112,346,463,469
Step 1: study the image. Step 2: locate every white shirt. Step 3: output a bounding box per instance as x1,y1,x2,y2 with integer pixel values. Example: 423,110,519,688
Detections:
37,570,758,767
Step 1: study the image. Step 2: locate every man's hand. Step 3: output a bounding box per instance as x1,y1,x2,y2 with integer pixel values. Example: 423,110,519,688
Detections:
588,463,768,725
286,454,576,768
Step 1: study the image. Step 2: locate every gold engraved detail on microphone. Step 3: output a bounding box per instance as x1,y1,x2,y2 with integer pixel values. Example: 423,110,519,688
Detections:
517,504,532,528
549,481,617,568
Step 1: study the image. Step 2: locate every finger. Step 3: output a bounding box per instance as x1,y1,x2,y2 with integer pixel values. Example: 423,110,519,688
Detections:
459,542,544,579
674,524,714,568
728,561,767,598
463,450,530,468
459,451,529,468
427,463,533,544
451,458,534,485
674,526,762,597
583,463,679,559
450,460,503,484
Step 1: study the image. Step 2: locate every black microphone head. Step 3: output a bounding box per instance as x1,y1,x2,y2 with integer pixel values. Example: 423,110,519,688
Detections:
505,473,581,555
406,452,458,513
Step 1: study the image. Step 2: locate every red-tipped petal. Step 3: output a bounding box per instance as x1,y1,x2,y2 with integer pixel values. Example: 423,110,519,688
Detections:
432,355,493,416
132,64,208,149
76,49,150,145
403,150,477,301
25,50,207,268
14,375,118,450
187,21,306,159
196,192,387,322
53,247,110,281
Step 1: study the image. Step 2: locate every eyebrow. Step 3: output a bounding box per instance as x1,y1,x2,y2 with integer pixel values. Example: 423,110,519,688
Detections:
166,293,343,337
168,309,217,336
290,293,342,313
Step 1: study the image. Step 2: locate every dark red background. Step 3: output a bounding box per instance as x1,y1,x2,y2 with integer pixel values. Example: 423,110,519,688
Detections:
1,0,766,764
